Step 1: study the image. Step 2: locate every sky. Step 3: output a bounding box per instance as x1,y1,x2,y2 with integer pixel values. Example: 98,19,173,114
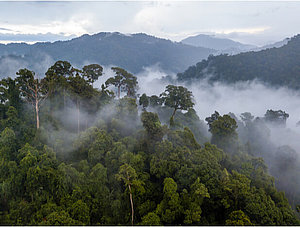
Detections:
0,1,299,46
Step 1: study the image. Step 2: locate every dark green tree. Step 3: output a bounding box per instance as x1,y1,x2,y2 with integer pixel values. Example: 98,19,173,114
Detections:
139,93,149,110
82,64,103,87
160,85,194,125
210,114,238,152
16,69,51,129
106,67,138,98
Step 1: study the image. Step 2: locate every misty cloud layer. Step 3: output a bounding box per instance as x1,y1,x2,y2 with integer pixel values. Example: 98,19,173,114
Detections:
136,66,300,153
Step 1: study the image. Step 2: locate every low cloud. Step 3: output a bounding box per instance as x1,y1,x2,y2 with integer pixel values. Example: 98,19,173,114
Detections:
136,66,300,153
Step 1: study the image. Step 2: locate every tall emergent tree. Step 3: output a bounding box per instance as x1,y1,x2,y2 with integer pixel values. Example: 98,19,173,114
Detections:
160,85,194,125
139,93,149,110
210,114,238,152
105,67,138,98
264,109,289,126
44,60,73,109
82,64,103,87
16,69,50,129
116,164,138,226
68,68,95,134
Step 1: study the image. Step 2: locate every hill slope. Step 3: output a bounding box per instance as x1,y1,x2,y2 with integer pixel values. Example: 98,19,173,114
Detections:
177,34,300,89
181,34,255,54
0,32,215,76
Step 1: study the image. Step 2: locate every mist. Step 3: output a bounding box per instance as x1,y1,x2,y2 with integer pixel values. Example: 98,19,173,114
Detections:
136,67,300,151
0,52,55,79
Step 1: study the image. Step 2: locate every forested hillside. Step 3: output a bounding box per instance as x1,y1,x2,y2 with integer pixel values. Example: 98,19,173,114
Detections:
0,60,299,225
0,32,215,75
177,34,300,89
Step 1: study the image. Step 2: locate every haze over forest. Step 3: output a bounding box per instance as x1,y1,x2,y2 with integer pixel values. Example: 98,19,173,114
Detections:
0,1,300,226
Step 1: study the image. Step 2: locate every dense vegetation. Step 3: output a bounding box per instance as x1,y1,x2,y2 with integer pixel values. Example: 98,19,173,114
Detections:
0,61,299,225
0,32,215,76
177,34,300,89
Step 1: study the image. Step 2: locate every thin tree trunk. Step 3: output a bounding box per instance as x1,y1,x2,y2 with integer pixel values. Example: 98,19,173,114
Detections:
118,85,121,99
170,108,177,126
128,184,134,226
36,100,39,129
172,108,177,118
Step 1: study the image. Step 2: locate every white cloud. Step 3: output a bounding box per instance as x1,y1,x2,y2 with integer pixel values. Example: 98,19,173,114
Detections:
0,1,300,45
0,16,90,37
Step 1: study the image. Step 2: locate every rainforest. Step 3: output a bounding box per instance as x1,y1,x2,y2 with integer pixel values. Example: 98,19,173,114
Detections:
0,60,299,225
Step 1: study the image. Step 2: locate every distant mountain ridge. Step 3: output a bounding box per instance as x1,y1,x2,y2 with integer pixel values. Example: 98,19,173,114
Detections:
0,32,216,76
177,34,300,89
181,34,256,54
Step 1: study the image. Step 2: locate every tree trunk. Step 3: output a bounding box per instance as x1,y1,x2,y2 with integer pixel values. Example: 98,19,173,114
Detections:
170,108,177,126
118,85,121,99
171,108,177,119
36,100,39,129
128,184,134,226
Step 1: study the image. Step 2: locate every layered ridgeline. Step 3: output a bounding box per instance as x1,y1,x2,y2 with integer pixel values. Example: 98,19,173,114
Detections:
0,61,299,225
0,32,215,76
181,34,256,54
177,34,300,89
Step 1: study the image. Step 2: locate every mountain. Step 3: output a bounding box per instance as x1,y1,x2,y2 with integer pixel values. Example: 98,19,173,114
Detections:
181,34,256,54
177,34,300,89
256,37,290,51
0,32,216,76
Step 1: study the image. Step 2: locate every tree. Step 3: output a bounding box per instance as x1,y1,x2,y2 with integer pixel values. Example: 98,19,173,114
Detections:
225,210,252,226
149,95,162,107
264,109,289,127
141,111,165,141
82,64,103,87
140,212,161,225
210,114,238,152
160,85,194,125
67,68,95,133
1,106,20,132
116,164,138,225
156,177,182,224
240,112,254,124
182,178,210,224
205,111,220,132
139,93,149,110
0,77,22,112
44,61,73,109
16,69,50,129
105,67,138,98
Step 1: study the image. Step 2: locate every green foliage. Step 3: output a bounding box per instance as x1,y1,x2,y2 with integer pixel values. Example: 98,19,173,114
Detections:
177,35,300,89
106,67,138,98
140,212,161,225
160,85,194,125
82,64,103,85
0,63,298,226
139,93,149,110
225,210,252,226
141,111,165,141
210,114,239,153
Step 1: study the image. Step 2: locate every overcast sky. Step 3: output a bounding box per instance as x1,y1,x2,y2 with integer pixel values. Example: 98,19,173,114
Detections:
0,1,299,46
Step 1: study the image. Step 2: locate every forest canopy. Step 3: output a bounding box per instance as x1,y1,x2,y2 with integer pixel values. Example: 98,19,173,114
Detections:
0,61,299,225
